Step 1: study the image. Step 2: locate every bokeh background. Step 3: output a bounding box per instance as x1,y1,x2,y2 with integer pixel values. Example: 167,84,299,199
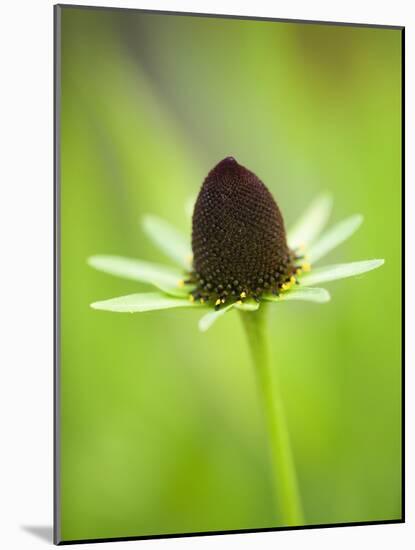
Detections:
58,6,402,542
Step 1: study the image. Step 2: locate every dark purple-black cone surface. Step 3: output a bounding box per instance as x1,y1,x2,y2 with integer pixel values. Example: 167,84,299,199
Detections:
191,157,294,304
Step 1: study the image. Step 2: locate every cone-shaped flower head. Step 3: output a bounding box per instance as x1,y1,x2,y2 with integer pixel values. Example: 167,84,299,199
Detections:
191,157,295,306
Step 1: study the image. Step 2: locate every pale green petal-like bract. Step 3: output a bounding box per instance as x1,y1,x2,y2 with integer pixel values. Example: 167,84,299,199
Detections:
233,300,260,311
90,292,200,313
88,255,183,294
152,282,192,298
308,214,363,264
142,214,191,269
288,194,332,249
198,304,233,332
264,287,331,304
185,195,196,222
300,259,384,286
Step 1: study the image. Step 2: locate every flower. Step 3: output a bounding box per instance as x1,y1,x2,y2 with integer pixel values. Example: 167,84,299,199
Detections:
88,157,384,332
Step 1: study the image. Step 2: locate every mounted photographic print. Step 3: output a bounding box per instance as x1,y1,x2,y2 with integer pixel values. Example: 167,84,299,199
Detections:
54,4,404,545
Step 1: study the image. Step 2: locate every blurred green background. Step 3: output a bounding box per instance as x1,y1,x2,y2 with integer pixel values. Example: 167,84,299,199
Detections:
59,6,402,542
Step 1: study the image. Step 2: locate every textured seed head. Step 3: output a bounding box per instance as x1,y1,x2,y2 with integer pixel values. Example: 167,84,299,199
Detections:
191,157,295,305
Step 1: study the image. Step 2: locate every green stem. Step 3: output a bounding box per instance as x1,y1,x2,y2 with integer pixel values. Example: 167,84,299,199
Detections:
240,304,304,526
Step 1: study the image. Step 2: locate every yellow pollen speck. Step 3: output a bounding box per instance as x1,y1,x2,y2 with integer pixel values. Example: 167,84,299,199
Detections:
240,291,247,299
237,300,242,304
200,298,205,304
281,283,290,291
290,276,296,285
189,295,194,303
215,298,221,306
296,268,303,275
178,279,185,288
302,262,311,272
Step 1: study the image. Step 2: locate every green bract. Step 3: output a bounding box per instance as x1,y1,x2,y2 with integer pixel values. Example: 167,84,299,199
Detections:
88,193,384,331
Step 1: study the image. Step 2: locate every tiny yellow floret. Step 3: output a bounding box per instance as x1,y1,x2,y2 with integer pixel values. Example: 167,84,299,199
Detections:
189,294,195,303
178,279,185,288
302,262,311,272
215,298,221,306
240,291,247,299
290,276,296,285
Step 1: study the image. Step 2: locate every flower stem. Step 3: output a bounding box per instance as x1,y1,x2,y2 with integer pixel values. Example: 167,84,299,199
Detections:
239,304,304,526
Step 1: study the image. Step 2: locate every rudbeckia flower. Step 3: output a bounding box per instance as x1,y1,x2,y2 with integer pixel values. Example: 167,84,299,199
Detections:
88,157,384,527
88,157,383,331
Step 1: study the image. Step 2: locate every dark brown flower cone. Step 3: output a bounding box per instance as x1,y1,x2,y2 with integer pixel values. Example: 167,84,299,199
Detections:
191,157,294,305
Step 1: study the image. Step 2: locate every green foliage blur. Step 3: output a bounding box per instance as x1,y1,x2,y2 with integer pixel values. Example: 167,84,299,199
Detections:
59,6,402,541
